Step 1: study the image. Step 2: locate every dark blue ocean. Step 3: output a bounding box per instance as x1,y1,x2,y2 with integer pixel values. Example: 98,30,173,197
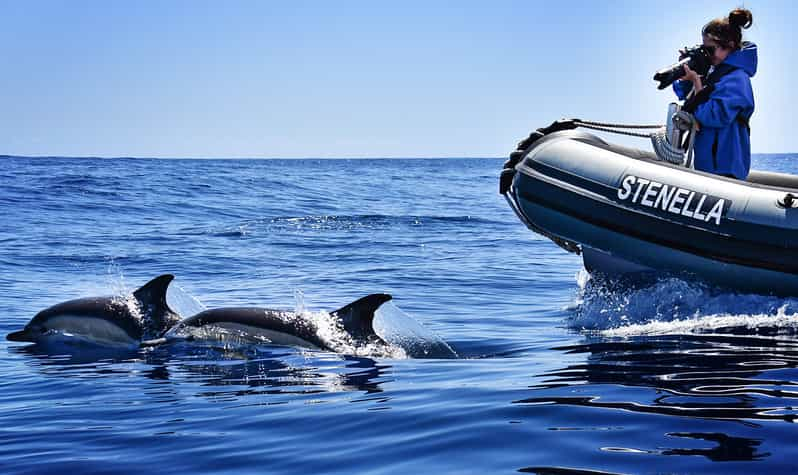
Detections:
3,155,798,474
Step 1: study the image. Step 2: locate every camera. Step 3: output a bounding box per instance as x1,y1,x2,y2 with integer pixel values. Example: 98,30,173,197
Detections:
653,44,715,90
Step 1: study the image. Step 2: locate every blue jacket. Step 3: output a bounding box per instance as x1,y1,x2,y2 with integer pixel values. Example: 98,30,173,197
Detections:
673,42,757,179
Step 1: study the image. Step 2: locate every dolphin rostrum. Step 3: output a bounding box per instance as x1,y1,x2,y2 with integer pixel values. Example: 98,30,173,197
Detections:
165,293,393,351
7,274,182,347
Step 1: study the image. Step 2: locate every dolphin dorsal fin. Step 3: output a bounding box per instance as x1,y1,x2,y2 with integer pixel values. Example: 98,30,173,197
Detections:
133,274,174,306
132,274,180,336
330,293,392,341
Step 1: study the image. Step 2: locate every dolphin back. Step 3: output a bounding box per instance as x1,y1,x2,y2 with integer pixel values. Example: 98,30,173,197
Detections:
133,274,181,336
330,293,392,341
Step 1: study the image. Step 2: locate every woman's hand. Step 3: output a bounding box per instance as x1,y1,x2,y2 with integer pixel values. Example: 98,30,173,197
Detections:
683,64,699,82
683,64,703,93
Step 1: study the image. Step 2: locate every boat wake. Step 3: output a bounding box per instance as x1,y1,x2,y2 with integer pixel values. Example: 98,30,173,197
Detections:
568,270,798,337
201,214,497,238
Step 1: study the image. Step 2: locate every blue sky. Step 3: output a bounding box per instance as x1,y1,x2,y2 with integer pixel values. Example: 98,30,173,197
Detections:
1,1,795,157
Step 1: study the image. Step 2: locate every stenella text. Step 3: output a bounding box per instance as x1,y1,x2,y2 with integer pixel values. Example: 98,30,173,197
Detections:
616,175,728,226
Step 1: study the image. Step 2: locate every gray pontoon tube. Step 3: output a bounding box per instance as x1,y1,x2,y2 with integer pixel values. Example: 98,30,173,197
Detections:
500,122,798,295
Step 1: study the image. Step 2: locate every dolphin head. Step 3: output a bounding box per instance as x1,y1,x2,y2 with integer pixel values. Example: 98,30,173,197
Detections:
7,297,142,345
6,304,63,343
6,325,45,343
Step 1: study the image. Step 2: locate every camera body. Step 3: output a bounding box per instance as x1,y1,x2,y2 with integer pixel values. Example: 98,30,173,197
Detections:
653,44,715,90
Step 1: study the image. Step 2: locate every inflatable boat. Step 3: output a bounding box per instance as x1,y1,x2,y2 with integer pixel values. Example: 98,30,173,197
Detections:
500,120,798,296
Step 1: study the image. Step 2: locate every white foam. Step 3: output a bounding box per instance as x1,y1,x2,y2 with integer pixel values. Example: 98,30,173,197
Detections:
302,308,408,359
569,268,798,336
600,305,798,337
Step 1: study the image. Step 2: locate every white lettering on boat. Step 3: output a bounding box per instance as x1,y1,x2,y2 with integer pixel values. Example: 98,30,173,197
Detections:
615,175,728,226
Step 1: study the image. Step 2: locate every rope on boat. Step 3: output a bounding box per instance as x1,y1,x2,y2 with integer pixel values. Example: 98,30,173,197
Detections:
503,115,700,177
570,119,663,139
572,119,663,129
571,122,657,139
572,116,699,167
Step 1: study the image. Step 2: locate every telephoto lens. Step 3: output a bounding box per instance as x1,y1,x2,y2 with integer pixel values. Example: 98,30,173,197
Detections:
653,45,714,89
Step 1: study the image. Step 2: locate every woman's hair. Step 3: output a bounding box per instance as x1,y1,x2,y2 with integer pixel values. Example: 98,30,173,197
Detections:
702,8,753,50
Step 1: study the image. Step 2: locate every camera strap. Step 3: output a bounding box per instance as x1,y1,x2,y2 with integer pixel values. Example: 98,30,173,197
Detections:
682,63,750,134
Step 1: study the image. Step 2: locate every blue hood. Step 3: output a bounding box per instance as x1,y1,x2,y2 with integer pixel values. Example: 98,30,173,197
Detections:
723,42,757,77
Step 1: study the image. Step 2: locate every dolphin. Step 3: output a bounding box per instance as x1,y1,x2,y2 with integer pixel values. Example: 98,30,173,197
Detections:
164,293,393,351
6,274,181,347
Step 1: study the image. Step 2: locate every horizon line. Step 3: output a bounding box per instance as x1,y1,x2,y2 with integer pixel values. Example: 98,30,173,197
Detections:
0,154,507,160
1,152,794,161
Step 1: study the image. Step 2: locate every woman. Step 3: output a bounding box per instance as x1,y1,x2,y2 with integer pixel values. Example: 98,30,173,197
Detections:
673,8,756,180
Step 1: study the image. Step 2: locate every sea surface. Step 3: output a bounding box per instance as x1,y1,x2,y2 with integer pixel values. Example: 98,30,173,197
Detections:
2,154,798,474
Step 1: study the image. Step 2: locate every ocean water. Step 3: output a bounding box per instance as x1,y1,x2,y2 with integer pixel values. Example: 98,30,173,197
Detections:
2,154,798,474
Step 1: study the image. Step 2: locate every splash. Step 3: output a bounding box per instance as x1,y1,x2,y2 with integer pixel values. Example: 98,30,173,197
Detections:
373,301,457,358
166,284,207,317
600,305,798,337
301,308,408,359
104,264,208,333
105,259,130,297
569,269,798,337
288,288,406,358
293,289,306,315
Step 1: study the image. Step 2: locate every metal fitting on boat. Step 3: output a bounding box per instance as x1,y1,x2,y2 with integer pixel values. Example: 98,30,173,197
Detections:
778,193,797,209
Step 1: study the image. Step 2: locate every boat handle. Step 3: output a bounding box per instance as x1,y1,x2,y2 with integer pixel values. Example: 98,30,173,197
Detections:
778,193,797,209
